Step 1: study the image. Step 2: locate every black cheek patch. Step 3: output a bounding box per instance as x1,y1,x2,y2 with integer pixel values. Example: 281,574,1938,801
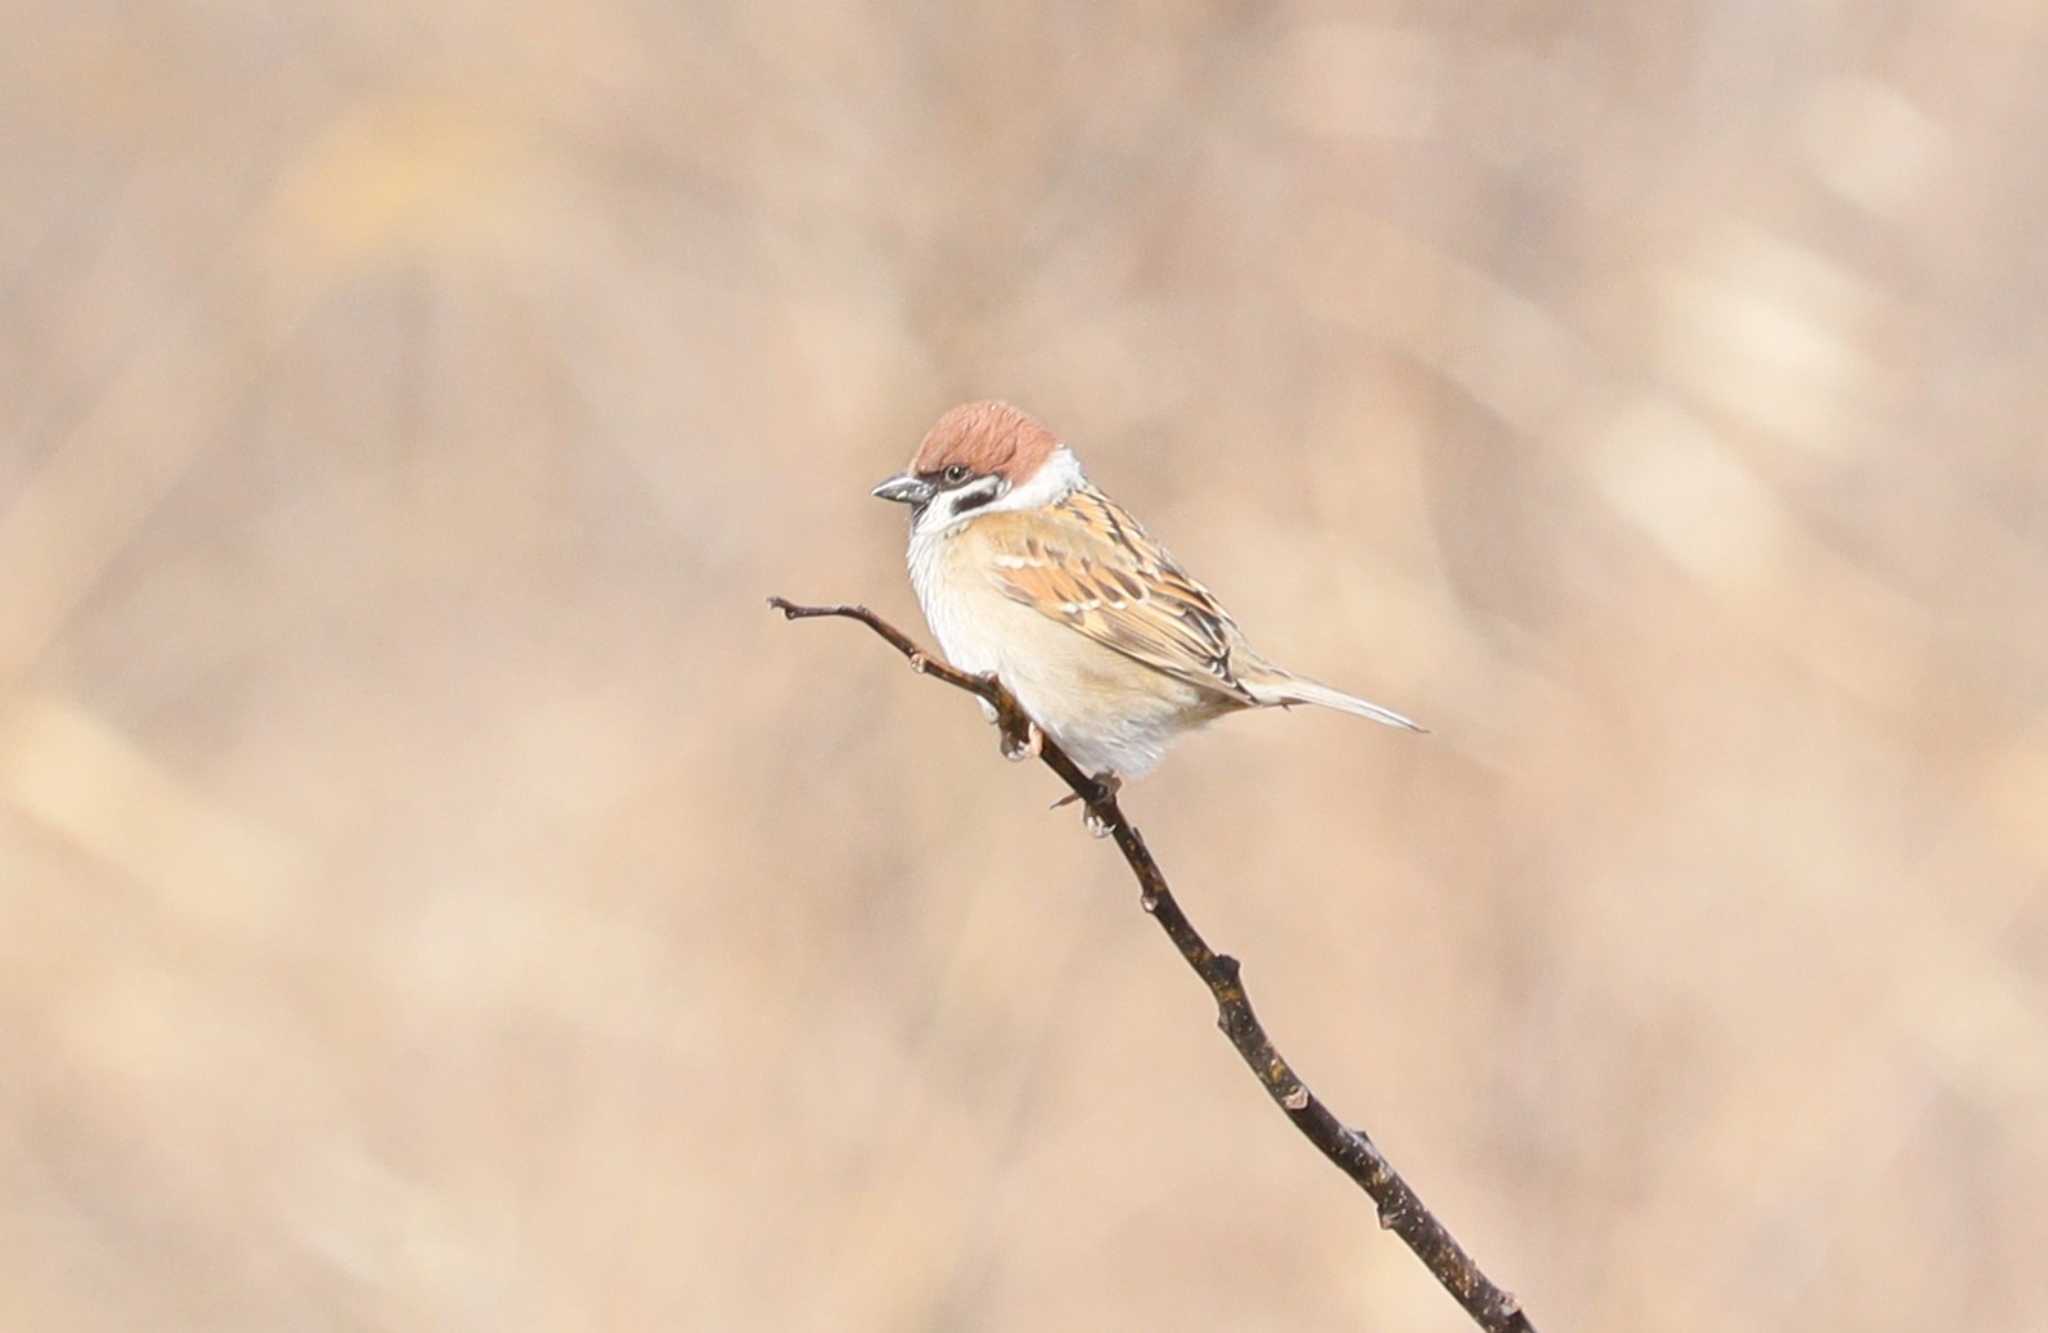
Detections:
952,481,1002,515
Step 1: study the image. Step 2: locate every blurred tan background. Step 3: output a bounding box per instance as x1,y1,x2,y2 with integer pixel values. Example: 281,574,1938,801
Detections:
4,3,2046,1330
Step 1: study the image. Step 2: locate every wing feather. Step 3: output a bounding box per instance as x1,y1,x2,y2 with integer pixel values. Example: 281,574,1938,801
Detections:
979,487,1259,701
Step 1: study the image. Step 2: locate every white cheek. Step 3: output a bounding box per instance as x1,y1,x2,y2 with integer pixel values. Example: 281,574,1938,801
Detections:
910,497,960,540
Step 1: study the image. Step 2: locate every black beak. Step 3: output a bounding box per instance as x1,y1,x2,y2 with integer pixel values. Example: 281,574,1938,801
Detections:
871,473,935,506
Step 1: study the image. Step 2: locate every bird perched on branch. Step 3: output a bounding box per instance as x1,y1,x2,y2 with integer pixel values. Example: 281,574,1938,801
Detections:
872,401,1420,801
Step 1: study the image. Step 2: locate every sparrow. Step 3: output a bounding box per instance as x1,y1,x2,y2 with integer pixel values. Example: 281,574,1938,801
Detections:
872,401,1421,794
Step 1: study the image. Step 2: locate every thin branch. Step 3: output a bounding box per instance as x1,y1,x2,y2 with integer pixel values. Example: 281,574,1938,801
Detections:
769,595,1534,1333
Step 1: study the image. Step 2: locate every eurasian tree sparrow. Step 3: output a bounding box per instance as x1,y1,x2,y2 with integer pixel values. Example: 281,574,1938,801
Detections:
873,401,1421,789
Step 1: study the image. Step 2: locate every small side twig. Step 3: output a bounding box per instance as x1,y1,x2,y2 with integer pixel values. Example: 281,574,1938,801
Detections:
769,595,1534,1333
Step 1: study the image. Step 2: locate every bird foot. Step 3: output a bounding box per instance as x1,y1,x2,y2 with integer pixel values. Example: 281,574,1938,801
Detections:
1050,772,1122,837
998,718,1043,762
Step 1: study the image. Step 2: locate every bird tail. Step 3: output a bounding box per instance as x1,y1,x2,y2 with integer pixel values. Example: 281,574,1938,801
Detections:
1244,673,1425,733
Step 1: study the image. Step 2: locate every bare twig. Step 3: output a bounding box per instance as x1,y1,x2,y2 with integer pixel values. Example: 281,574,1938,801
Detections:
769,595,1535,1333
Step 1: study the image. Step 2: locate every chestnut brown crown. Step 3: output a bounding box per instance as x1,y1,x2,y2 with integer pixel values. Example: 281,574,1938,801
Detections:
909,401,1060,484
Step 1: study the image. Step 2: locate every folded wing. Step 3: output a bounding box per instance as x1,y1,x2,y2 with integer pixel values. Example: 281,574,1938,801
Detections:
976,487,1261,703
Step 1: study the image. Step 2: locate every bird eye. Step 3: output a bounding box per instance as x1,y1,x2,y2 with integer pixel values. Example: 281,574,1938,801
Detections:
943,464,971,485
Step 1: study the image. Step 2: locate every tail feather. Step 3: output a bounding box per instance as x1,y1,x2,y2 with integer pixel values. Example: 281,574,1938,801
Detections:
1245,674,1425,733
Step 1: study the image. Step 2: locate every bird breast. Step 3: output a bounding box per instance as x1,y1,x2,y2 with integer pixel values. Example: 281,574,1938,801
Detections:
907,521,1231,777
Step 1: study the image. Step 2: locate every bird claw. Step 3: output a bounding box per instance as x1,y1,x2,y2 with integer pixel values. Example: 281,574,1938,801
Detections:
1050,772,1121,838
999,719,1042,762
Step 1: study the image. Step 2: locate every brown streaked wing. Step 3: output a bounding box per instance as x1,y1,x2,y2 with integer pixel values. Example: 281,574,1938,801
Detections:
976,487,1257,700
